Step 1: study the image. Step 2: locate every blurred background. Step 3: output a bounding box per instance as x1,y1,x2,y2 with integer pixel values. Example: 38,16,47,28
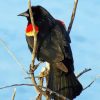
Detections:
0,0,100,100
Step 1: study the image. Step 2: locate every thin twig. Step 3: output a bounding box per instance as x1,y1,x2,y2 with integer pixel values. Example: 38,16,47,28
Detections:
83,80,95,91
36,65,50,100
77,68,92,78
67,0,78,34
0,83,68,100
83,75,100,91
36,78,43,100
0,84,33,90
0,37,27,77
12,88,16,100
25,63,49,79
28,0,47,97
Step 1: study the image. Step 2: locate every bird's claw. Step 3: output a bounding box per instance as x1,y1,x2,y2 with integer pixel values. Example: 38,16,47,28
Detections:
29,62,41,74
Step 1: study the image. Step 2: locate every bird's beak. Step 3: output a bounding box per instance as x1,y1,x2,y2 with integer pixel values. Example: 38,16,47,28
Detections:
18,12,29,17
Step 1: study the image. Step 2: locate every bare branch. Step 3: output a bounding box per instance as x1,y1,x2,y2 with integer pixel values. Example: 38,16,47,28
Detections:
83,75,100,91
0,84,33,90
0,37,27,77
12,88,16,100
77,68,92,78
67,0,78,34
28,0,37,65
83,80,95,91
28,0,47,97
36,78,43,100
0,83,68,100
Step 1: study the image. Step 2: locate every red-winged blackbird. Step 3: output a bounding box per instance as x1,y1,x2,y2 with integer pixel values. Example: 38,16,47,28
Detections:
18,5,83,99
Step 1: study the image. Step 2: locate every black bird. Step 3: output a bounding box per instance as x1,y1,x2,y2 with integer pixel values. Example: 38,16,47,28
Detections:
18,5,83,100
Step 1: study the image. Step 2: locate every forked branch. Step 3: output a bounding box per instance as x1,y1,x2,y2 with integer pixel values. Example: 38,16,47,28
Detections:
77,68,92,78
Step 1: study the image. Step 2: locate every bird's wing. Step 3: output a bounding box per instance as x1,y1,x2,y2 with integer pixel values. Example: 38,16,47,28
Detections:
55,20,73,60
39,5,73,61
37,22,73,62
55,21,74,71
37,20,74,71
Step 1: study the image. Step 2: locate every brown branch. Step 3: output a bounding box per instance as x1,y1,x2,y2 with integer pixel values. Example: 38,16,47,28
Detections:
36,78,43,100
12,88,16,100
28,0,47,97
77,68,92,78
67,0,78,34
28,0,37,65
36,64,50,100
0,84,33,90
0,83,69,100
25,63,49,79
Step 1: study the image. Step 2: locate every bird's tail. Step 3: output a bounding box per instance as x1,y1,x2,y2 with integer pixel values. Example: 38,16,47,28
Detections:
47,63,83,100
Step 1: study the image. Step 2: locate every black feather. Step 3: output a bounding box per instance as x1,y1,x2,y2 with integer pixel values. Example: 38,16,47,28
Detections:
24,5,83,99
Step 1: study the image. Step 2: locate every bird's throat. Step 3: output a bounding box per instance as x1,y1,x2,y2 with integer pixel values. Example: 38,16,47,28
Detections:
25,23,39,36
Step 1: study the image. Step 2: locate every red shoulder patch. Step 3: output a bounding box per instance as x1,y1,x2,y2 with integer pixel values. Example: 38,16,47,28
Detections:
26,23,39,33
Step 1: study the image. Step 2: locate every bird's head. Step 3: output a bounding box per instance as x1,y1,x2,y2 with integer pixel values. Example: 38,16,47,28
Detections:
18,6,39,21
18,6,39,36
18,6,56,37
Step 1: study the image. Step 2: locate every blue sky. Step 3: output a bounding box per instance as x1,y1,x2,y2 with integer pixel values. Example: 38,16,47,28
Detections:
0,0,100,100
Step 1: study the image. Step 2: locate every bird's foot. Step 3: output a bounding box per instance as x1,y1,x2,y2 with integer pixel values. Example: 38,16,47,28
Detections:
29,62,42,74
